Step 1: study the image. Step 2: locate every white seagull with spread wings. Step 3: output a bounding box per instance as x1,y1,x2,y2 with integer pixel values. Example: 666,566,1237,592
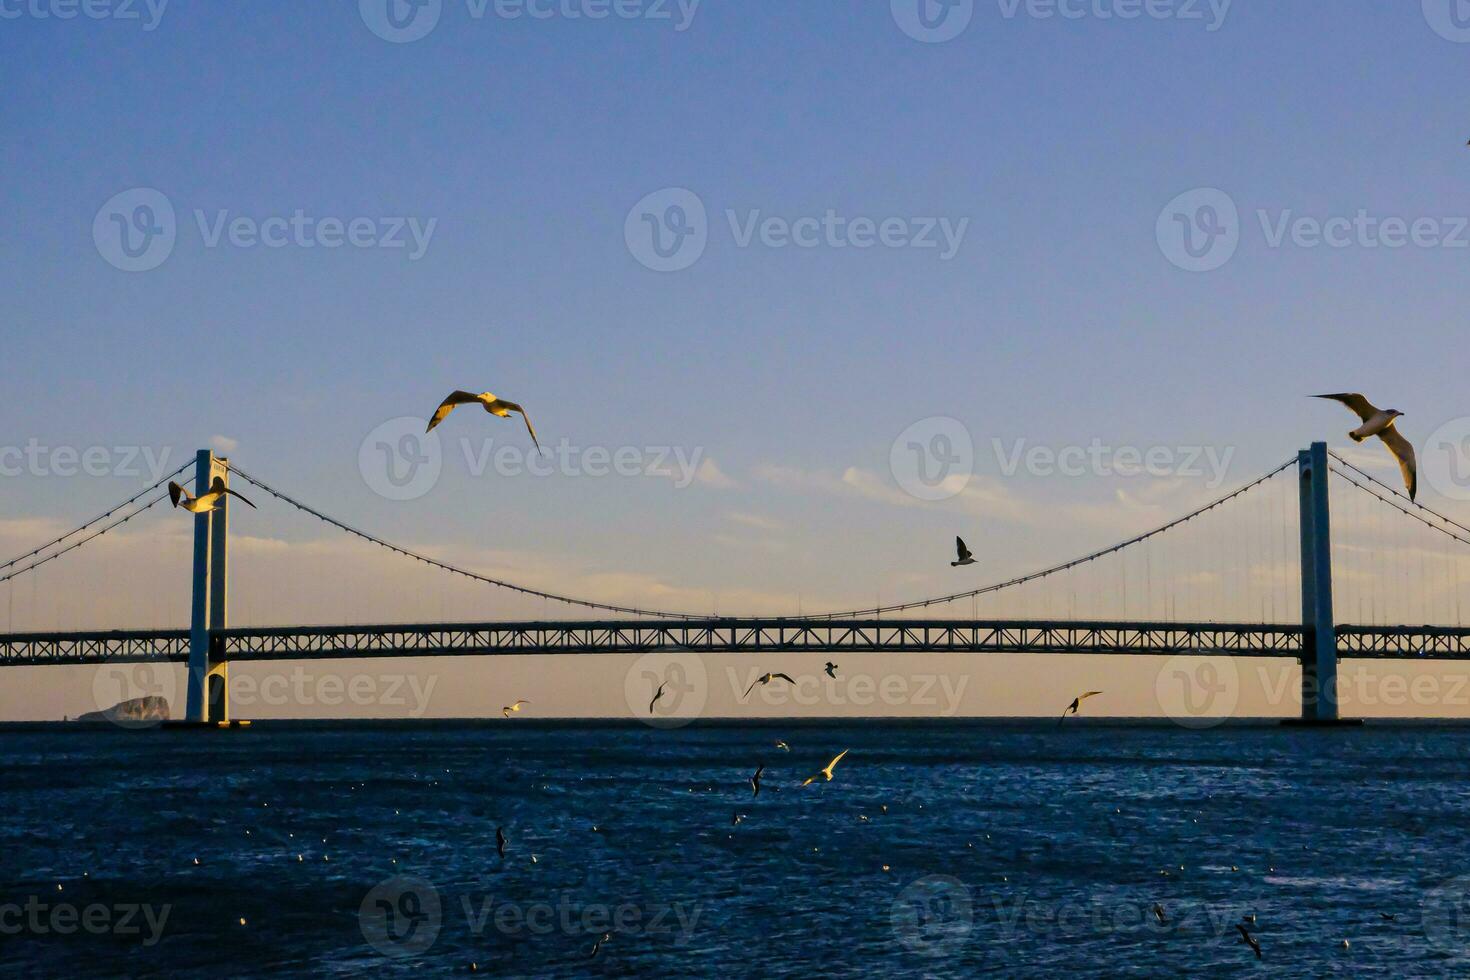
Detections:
169,477,256,514
427,389,541,451
1313,393,1417,500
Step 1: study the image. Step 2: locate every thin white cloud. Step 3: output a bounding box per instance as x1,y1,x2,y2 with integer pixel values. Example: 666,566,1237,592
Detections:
693,458,738,489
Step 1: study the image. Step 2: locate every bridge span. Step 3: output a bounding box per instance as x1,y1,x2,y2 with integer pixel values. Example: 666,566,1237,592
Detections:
5,619,1470,668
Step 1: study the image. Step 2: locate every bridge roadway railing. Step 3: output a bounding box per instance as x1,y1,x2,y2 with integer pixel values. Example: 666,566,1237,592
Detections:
6,620,1470,667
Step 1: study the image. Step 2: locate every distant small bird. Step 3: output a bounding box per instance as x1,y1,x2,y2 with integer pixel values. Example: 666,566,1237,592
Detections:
952,536,976,567
426,389,541,451
496,827,507,859
502,700,530,718
589,932,611,958
1341,939,1351,949
732,813,746,826
802,749,850,786
169,477,256,514
649,682,668,715
1153,904,1168,924
824,662,838,679
1237,924,1262,960
774,740,790,752
750,765,765,797
744,672,796,698
1059,691,1103,725
1313,393,1417,499
1380,913,1397,922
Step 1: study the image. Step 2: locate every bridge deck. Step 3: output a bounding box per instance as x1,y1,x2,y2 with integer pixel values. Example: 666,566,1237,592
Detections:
0,619,1467,666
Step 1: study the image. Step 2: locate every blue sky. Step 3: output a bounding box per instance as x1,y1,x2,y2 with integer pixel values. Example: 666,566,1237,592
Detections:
2,2,1470,717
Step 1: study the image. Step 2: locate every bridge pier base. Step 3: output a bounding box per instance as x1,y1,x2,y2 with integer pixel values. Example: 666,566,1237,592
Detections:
184,450,231,724
1296,442,1340,723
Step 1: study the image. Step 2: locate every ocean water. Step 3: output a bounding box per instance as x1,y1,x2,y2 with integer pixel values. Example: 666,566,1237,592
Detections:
3,721,1470,978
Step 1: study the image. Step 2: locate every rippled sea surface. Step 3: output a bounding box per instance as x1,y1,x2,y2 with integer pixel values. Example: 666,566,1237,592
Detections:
4,721,1470,978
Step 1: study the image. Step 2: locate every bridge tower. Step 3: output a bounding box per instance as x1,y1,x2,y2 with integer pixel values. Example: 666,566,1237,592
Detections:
1297,441,1338,721
184,449,231,724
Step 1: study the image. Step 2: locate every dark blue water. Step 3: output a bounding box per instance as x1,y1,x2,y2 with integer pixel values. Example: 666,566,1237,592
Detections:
4,721,1470,977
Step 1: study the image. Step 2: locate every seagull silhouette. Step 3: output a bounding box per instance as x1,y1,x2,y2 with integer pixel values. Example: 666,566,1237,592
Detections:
774,740,791,752
1313,393,1417,500
496,827,507,859
1059,691,1103,725
648,682,668,715
502,699,529,718
744,672,796,698
750,765,765,797
426,389,541,451
952,536,976,567
589,932,611,958
802,749,849,787
1236,924,1262,960
1153,904,1168,924
169,477,256,514
824,662,838,679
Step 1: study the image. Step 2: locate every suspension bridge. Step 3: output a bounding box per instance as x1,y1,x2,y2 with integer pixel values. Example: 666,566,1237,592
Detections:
3,442,1470,723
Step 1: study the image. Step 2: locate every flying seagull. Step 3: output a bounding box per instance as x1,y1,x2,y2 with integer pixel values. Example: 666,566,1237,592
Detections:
952,536,976,567
774,740,790,752
1059,691,1103,725
502,699,529,718
426,389,541,451
649,682,668,715
1153,904,1168,925
169,477,256,514
1313,393,1417,500
589,932,611,958
743,672,796,698
824,662,838,679
496,827,507,859
802,749,850,786
1236,924,1262,960
750,765,765,797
